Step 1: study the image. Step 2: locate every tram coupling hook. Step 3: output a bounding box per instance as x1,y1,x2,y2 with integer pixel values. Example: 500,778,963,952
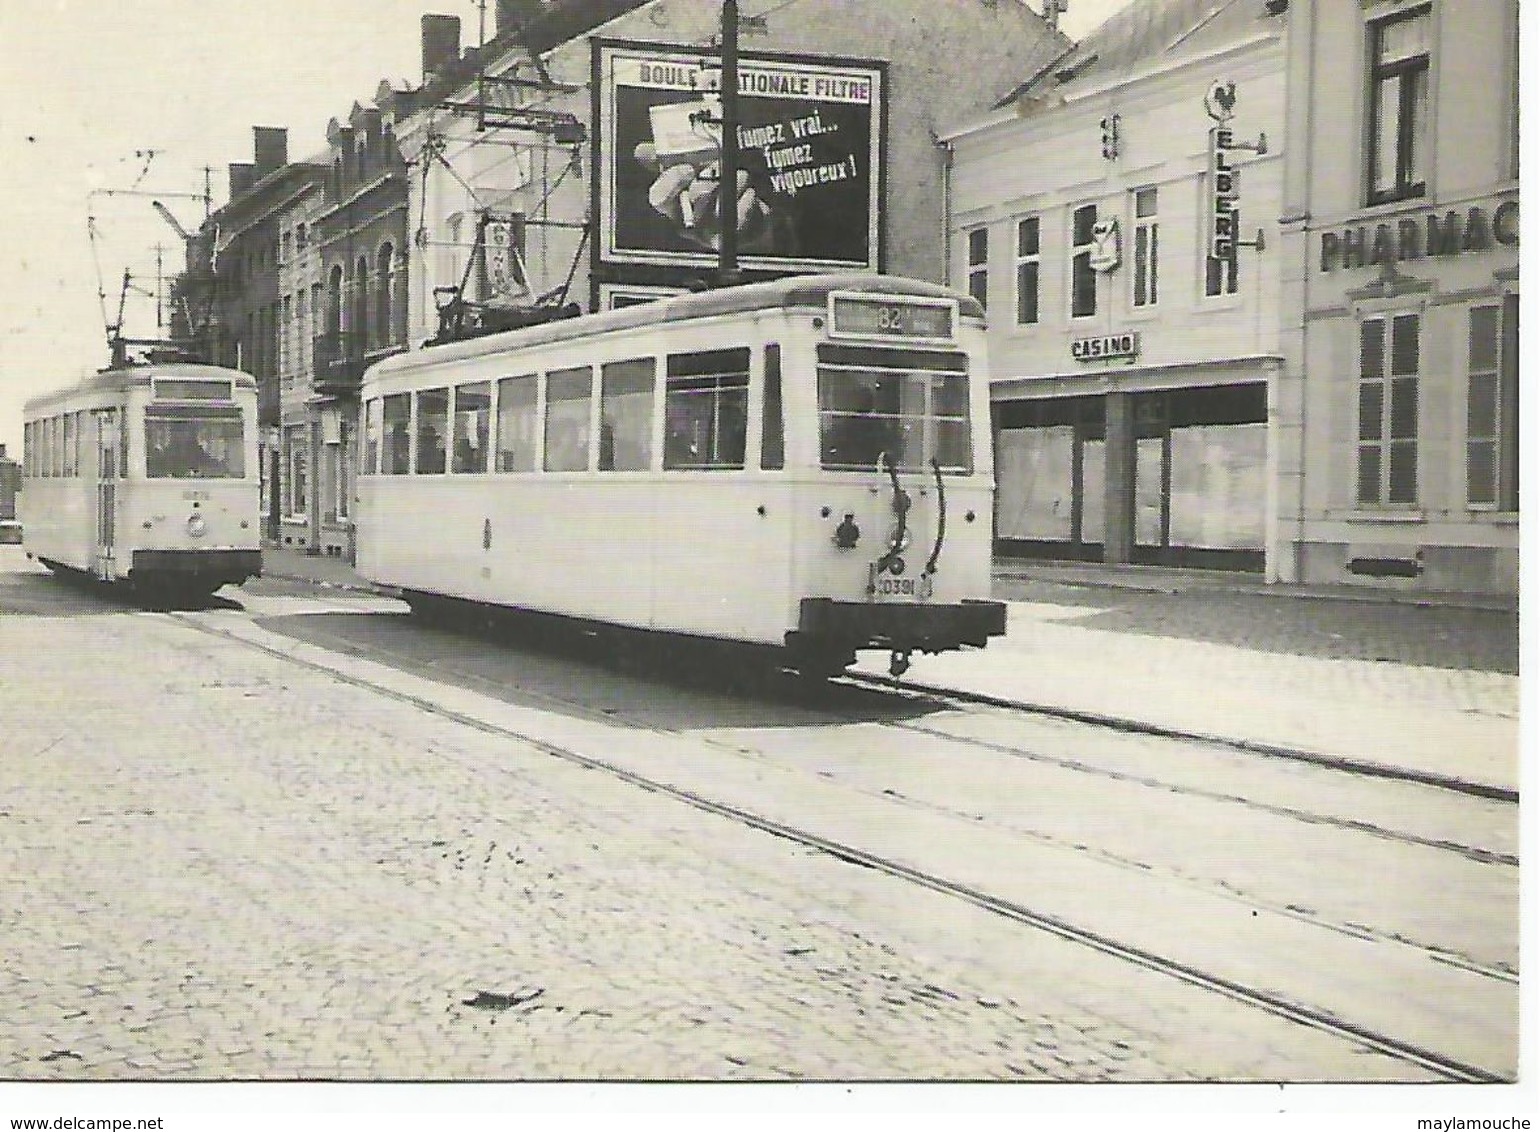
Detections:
889,649,912,678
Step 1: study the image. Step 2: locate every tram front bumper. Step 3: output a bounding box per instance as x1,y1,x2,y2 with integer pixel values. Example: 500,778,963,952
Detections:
792,597,1008,654
131,549,263,588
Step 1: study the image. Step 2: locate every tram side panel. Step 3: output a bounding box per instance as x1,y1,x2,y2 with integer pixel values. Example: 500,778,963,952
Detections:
20,476,97,572
648,476,797,646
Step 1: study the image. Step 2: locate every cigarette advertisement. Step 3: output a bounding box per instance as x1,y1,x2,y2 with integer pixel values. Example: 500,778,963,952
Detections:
594,40,885,273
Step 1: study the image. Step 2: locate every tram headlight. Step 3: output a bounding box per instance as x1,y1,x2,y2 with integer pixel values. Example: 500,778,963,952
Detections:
186,513,207,539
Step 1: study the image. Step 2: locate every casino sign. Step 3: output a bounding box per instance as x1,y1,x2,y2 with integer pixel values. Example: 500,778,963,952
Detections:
1071,331,1141,362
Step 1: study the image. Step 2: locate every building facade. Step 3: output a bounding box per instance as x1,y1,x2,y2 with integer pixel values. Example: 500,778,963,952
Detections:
295,95,413,557
199,127,327,533
1277,0,1519,593
395,0,1070,342
274,178,327,550
945,0,1287,571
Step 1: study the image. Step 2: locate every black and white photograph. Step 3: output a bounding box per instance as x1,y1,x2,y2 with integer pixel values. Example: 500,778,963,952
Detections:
0,1,1529,1129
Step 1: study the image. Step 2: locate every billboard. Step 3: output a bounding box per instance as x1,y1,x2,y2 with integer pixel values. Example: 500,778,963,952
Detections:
594,39,886,274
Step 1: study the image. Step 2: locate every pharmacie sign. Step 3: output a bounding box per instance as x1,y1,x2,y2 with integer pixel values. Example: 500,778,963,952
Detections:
1319,199,1518,271
594,39,885,274
1072,331,1141,362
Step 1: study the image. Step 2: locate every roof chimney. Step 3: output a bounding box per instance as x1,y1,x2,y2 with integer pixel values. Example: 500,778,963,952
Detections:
496,0,548,35
253,126,288,177
228,162,255,199
421,14,462,81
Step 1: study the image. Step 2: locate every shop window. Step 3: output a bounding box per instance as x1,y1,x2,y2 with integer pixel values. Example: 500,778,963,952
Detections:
664,348,748,470
966,227,989,309
1367,6,1430,205
1015,218,1040,325
1357,313,1420,506
1466,297,1518,510
1071,204,1097,318
543,367,593,472
598,358,655,472
1132,188,1158,308
452,382,491,474
496,374,538,472
415,387,449,474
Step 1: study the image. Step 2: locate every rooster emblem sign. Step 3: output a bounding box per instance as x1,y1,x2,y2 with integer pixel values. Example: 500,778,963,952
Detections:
1205,80,1237,123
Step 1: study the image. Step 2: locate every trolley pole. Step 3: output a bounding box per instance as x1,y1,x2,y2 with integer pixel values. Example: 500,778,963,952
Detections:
716,0,742,287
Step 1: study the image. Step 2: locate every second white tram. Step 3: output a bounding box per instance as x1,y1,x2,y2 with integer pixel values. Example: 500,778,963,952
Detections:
20,364,263,597
355,274,1006,676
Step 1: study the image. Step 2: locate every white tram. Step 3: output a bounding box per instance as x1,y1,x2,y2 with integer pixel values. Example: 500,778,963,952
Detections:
20,364,263,596
355,274,1006,676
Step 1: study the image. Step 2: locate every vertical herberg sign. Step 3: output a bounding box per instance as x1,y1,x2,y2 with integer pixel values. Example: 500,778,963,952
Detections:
595,40,885,273
1208,126,1239,259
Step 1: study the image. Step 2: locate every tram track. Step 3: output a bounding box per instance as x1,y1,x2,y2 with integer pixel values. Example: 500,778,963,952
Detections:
831,684,1518,871
842,671,1519,804
169,605,1514,1083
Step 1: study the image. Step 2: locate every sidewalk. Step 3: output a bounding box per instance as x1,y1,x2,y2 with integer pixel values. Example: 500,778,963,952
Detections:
255,544,1521,798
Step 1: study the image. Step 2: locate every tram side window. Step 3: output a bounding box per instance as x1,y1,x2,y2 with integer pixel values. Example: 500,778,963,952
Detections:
543,367,593,472
496,375,538,472
664,348,749,470
452,382,491,474
599,358,655,472
415,388,449,475
49,417,61,477
382,393,411,474
362,398,382,476
762,344,784,471
817,346,972,473
99,413,120,480
62,413,77,477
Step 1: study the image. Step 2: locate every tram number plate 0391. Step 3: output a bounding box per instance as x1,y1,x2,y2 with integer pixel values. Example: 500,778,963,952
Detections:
874,573,932,600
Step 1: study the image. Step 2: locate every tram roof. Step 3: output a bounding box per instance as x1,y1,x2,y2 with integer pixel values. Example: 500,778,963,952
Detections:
23,363,257,414
369,273,983,381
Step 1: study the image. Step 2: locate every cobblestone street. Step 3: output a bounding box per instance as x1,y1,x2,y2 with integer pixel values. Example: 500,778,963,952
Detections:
1,596,1446,1085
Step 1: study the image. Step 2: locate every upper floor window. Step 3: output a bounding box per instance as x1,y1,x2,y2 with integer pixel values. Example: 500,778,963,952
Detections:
1131,188,1158,308
966,228,988,309
1367,6,1430,205
1014,218,1040,325
1357,313,1420,506
1071,204,1097,318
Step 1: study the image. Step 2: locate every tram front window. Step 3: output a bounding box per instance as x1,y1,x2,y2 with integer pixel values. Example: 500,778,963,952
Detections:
817,349,972,473
145,415,245,479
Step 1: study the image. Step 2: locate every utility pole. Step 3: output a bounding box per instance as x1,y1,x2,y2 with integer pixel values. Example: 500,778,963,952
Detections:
717,0,742,286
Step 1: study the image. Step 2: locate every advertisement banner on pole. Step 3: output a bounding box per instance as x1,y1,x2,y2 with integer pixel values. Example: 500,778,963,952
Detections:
594,39,885,273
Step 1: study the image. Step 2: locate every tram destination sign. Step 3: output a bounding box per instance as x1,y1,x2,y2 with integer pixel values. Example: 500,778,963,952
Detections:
830,293,955,342
594,39,886,274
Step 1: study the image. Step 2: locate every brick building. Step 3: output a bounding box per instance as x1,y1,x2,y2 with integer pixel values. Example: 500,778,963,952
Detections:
394,0,1069,340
